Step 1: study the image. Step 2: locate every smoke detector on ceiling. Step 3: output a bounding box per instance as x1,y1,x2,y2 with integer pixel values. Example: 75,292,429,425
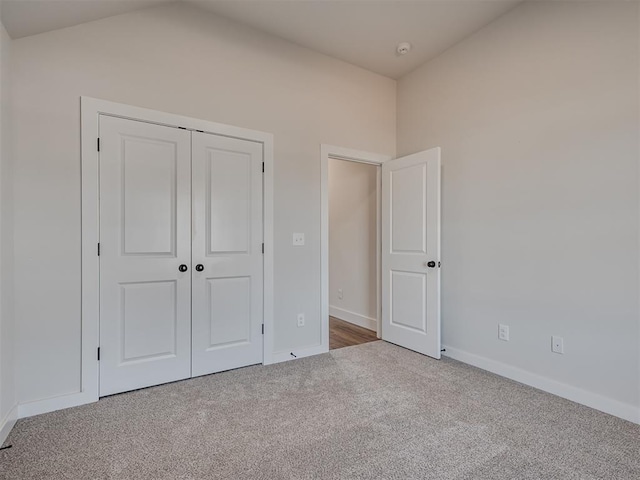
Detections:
397,42,412,56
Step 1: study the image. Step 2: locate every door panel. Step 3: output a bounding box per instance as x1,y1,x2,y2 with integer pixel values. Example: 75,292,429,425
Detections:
390,271,426,333
382,148,441,358
191,132,264,377
99,115,191,396
208,151,251,254
391,165,427,254
120,281,177,362
121,138,177,255
207,276,251,348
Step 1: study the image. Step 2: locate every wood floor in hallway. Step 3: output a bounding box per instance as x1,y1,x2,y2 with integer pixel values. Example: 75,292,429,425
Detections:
329,316,378,350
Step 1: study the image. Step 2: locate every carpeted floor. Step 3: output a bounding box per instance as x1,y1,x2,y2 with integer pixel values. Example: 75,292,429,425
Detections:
1,341,638,479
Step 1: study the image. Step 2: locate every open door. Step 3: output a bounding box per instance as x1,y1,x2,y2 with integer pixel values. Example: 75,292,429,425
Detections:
381,147,441,358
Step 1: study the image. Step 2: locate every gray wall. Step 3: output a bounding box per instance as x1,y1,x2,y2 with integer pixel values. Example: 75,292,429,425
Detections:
11,3,396,404
398,1,639,414
0,21,15,431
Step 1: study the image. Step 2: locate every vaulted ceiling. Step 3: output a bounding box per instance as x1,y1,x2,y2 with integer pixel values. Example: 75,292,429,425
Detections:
1,0,522,78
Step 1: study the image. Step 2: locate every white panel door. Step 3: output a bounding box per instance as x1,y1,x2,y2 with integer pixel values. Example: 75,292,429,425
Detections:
381,148,441,358
191,131,264,377
99,115,192,396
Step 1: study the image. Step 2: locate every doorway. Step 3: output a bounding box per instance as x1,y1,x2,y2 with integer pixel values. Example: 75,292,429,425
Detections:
320,145,390,351
327,157,381,350
321,144,442,358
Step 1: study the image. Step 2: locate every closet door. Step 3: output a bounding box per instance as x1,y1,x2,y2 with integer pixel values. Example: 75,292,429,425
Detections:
99,115,192,396
191,132,264,377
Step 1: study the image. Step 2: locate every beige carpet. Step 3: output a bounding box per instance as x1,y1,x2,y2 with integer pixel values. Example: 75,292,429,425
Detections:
1,341,638,479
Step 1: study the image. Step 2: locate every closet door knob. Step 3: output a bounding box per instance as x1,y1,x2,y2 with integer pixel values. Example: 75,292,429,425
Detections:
195,264,204,272
178,264,188,272
426,261,436,268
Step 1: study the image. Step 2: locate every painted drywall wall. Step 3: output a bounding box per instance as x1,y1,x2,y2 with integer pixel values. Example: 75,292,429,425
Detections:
11,3,395,405
328,159,378,330
398,0,640,417
0,20,16,439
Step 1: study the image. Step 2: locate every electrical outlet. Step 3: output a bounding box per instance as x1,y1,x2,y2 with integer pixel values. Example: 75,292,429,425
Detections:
498,324,510,341
338,289,343,300
293,233,305,246
552,336,564,354
297,313,305,327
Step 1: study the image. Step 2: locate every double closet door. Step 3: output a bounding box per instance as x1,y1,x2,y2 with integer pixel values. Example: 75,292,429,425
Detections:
98,115,264,397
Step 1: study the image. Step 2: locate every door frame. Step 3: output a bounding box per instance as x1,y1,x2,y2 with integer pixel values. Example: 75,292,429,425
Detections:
320,145,391,349
80,97,275,405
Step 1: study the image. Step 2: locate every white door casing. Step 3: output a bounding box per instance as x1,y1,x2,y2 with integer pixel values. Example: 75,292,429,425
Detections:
319,145,391,356
191,132,264,377
381,148,441,358
71,97,273,418
99,115,192,396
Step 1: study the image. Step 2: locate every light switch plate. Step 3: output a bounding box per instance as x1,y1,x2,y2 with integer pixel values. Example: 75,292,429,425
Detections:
293,233,305,246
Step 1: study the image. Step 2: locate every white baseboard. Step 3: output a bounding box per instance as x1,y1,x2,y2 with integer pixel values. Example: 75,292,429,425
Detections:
17,391,96,419
0,404,17,446
442,345,640,425
329,305,377,332
270,343,328,364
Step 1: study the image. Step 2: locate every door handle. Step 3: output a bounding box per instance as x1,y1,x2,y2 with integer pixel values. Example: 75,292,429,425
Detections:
178,264,188,272
425,261,436,268
195,264,204,272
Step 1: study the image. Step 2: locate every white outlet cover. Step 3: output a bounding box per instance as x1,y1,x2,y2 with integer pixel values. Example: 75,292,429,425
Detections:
297,313,305,327
293,233,305,246
552,336,564,354
498,324,509,341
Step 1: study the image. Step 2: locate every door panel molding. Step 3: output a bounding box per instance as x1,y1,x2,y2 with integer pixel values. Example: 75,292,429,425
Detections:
80,97,274,409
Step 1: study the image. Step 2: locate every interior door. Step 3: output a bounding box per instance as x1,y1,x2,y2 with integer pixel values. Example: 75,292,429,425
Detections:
99,115,192,396
381,147,441,358
191,131,264,377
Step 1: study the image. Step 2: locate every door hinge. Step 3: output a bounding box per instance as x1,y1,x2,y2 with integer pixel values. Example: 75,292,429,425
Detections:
97,243,100,256
262,243,264,254
262,162,265,173
97,138,100,152
97,347,100,361
262,324,264,335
